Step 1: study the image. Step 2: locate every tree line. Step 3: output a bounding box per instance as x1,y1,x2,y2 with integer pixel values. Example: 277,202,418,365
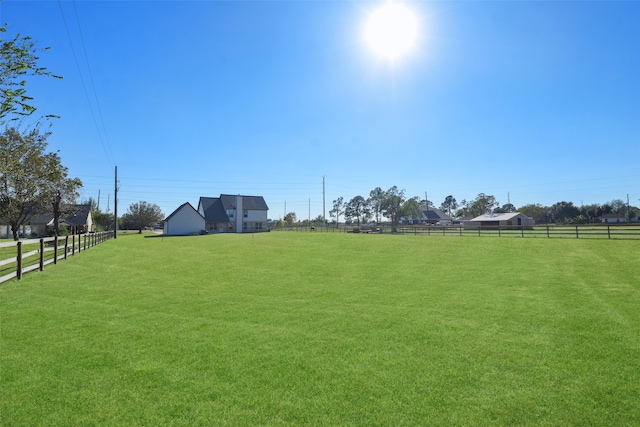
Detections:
280,189,638,230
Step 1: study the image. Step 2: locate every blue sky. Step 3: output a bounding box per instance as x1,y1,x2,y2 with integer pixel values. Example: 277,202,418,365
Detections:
3,0,639,220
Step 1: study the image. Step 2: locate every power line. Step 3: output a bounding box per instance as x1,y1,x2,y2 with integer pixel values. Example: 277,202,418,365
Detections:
71,0,115,164
57,0,115,166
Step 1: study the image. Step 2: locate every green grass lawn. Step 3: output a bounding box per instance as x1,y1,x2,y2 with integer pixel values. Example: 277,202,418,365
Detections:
1,232,639,426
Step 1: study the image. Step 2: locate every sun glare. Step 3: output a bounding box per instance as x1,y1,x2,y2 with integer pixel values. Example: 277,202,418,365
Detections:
364,1,419,62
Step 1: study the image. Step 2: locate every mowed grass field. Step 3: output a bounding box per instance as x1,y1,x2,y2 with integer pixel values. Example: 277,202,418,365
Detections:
1,232,639,426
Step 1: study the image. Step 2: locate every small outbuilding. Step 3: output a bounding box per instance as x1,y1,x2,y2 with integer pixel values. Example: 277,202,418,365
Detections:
465,212,535,229
163,202,206,236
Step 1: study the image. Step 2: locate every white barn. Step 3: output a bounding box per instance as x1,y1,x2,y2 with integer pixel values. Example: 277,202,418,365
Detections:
465,212,535,229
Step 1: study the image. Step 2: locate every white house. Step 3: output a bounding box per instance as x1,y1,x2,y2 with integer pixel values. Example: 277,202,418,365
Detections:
465,212,535,229
198,194,269,233
163,202,206,236
164,194,269,236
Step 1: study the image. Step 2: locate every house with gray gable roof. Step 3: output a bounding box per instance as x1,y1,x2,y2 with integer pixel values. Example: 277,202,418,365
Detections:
164,194,268,235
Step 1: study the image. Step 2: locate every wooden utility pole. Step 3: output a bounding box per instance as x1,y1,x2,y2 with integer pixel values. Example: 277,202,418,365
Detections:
114,166,118,239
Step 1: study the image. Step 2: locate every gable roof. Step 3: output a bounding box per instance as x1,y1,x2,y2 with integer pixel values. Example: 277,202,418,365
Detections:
24,204,92,226
422,208,452,220
63,204,92,227
198,197,230,222
164,202,204,222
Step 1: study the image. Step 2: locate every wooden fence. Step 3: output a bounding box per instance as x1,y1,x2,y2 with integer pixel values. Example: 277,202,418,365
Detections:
273,224,640,239
0,232,113,284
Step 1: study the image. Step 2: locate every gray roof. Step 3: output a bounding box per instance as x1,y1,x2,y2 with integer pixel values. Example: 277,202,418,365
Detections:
63,205,92,227
198,197,229,222
220,194,269,211
197,195,269,223
24,204,91,226
422,208,452,220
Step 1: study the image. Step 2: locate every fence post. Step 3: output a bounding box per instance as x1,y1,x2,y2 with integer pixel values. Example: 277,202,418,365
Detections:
498,226,501,237
40,239,44,271
54,236,58,264
546,226,550,238
575,226,579,239
17,241,23,280
64,236,69,260
607,226,611,239
521,227,524,238
478,225,481,237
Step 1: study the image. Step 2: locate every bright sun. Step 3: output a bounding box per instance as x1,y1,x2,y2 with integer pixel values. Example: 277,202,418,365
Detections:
364,1,419,62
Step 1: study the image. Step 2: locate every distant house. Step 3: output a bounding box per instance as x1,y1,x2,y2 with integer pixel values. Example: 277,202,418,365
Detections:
0,204,93,239
465,212,534,229
601,213,631,223
164,194,269,236
401,207,453,225
163,202,206,236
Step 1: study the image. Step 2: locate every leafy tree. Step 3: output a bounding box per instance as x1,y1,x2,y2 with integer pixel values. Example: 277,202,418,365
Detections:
380,186,405,232
439,195,458,217
345,195,369,226
579,203,602,224
121,201,163,233
368,187,385,224
550,201,580,223
1,27,61,121
284,212,297,227
50,174,82,236
518,203,551,224
93,211,114,231
309,215,325,226
329,197,344,227
468,193,498,218
400,196,423,223
494,203,516,213
0,127,81,240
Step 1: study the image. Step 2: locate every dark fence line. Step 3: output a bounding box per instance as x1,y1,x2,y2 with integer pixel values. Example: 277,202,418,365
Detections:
0,232,113,284
272,224,640,240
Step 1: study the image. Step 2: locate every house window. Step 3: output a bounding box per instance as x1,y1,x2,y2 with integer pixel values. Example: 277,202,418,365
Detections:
227,209,235,218
256,222,263,230
243,210,248,218
243,222,248,230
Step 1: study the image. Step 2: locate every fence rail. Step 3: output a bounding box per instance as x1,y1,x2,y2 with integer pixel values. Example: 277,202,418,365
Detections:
273,224,640,239
0,232,113,284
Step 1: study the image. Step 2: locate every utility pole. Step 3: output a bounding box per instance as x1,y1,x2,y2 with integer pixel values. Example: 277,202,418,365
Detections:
627,193,631,222
113,166,118,239
322,176,326,226
97,189,101,212
309,198,311,224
